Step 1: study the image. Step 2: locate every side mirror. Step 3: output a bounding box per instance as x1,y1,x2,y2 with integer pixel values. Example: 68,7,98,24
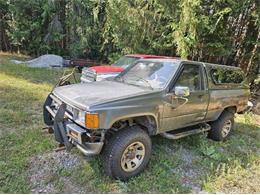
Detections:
174,86,190,97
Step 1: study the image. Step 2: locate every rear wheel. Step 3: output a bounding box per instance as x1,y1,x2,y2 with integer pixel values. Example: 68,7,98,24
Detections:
208,111,234,141
102,126,152,180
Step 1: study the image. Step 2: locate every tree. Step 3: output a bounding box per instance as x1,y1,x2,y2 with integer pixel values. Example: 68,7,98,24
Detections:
0,0,259,80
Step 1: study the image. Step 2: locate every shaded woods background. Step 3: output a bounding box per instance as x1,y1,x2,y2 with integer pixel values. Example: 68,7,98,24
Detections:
0,0,259,81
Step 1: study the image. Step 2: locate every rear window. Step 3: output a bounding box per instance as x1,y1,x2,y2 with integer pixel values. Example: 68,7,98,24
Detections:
114,56,139,68
211,68,245,84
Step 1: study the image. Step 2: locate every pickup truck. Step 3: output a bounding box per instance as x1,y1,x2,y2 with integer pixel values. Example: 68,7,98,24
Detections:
80,54,172,82
43,59,249,180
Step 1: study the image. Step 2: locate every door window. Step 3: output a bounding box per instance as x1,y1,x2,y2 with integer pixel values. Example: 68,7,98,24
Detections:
175,64,202,91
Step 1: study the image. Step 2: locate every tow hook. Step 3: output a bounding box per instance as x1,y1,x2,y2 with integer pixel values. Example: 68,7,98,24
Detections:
42,126,54,134
54,143,66,152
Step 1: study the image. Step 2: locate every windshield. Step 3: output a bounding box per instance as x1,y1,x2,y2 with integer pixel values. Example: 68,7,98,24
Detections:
114,56,140,68
115,61,178,89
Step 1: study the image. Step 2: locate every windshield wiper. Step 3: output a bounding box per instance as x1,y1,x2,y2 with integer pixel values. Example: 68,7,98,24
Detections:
125,75,153,90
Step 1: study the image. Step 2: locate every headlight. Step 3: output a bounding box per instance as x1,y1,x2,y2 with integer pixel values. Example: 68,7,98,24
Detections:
77,111,86,125
85,112,99,129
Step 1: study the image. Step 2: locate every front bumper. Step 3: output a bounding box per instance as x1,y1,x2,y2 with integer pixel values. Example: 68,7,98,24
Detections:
43,94,104,155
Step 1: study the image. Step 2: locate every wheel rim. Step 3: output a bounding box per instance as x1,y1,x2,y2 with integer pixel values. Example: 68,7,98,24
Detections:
121,141,145,172
222,119,232,137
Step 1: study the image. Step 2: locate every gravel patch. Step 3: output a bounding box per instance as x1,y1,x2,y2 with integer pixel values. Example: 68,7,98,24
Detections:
171,146,208,193
28,150,84,193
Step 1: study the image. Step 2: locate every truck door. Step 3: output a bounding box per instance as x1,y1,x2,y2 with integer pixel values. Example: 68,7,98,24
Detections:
161,63,209,131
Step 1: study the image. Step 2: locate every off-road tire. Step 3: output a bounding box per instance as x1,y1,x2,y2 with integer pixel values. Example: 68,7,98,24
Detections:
208,111,234,141
102,126,152,180
43,94,53,126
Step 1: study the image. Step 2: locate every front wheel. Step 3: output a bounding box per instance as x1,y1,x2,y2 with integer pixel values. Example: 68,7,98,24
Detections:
102,126,152,180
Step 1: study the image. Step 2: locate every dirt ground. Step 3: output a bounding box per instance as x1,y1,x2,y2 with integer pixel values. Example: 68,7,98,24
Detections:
29,150,84,193
28,146,207,193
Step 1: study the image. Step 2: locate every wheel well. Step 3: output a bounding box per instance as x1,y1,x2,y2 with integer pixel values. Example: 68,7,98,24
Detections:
224,106,237,114
110,116,157,135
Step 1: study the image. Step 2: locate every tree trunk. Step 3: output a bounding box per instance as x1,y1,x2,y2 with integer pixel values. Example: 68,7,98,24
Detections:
246,29,260,76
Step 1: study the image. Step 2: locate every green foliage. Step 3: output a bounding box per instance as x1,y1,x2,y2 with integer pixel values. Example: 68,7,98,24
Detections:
0,0,259,78
199,144,222,161
173,0,201,58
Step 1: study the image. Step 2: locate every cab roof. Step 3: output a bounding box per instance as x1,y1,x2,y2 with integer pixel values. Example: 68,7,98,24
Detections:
126,54,179,59
136,58,242,70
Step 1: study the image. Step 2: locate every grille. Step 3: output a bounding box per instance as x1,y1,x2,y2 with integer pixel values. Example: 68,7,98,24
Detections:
50,96,78,120
66,104,79,121
81,69,96,82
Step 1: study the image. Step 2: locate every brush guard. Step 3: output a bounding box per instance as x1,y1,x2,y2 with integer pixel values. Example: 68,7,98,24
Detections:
43,94,104,155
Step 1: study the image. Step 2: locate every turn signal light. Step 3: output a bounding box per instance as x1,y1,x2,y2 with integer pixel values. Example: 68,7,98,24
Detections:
85,113,99,129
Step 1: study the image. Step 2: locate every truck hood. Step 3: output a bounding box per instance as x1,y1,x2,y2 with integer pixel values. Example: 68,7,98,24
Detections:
90,65,124,73
53,81,152,110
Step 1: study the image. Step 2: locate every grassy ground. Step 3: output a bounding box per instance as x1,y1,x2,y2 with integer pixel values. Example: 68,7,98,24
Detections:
0,53,259,193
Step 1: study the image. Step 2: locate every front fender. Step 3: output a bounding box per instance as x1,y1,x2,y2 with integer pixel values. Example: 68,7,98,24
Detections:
98,105,160,131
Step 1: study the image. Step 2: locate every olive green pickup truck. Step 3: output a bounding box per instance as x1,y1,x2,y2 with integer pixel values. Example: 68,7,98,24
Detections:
43,58,249,180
